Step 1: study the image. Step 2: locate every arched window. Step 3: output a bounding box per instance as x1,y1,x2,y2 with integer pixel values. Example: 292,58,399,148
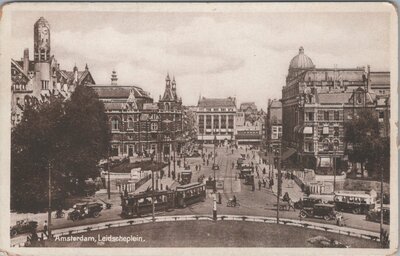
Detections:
111,119,119,130
128,117,134,130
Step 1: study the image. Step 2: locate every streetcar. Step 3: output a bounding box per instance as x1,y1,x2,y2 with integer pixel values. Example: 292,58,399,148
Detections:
120,190,175,218
175,182,206,208
180,170,193,185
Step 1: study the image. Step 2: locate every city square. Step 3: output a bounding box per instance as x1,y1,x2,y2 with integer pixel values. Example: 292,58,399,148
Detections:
5,3,396,253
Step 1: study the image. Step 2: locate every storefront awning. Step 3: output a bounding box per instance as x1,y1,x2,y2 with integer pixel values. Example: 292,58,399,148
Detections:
293,125,303,133
281,148,297,161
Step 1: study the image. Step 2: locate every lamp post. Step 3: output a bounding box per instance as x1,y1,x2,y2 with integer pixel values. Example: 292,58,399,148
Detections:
47,161,52,238
275,142,282,224
213,128,217,193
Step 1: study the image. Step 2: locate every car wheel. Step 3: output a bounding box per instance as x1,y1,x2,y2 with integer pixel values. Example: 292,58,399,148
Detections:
300,211,307,218
323,215,331,221
10,229,17,237
71,214,79,221
352,208,361,214
365,215,371,221
93,211,100,218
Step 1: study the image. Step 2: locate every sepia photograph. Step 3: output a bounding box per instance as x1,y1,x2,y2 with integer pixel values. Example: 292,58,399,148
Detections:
0,2,398,256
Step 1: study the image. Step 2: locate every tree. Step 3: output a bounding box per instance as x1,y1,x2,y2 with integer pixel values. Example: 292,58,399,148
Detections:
11,86,110,212
62,85,110,190
344,108,389,179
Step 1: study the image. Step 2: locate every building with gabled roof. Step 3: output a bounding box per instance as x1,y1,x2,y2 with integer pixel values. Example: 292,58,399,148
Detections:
88,72,183,158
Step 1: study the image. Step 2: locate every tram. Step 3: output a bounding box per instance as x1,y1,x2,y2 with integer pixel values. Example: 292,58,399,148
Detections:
175,182,206,208
120,182,206,218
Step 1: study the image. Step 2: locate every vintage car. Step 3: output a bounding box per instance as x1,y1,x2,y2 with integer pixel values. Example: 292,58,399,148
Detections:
212,163,220,170
366,207,390,224
10,219,38,237
299,204,342,221
68,202,103,221
294,197,323,209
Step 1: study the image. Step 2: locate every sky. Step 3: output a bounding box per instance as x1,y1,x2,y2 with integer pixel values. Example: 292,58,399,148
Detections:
10,9,391,110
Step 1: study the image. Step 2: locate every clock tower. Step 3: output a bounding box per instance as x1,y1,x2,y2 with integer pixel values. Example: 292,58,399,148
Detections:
34,17,50,62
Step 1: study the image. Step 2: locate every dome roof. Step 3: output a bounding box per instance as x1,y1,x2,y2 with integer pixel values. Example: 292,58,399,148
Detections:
289,47,314,70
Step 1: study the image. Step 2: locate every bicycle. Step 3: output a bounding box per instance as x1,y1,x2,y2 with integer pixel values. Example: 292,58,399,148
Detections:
227,200,240,207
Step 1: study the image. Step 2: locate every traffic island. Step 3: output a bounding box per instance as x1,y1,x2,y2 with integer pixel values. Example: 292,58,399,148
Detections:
45,220,380,248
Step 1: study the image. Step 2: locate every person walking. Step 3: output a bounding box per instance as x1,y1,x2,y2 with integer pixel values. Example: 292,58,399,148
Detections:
43,220,48,238
258,180,262,190
263,178,267,188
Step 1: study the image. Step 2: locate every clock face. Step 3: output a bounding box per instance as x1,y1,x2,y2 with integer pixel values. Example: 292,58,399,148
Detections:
38,26,49,47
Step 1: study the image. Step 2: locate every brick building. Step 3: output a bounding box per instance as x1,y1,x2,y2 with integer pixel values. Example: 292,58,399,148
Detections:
89,73,183,158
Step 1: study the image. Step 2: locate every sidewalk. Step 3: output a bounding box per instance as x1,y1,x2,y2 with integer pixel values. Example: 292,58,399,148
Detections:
254,153,304,202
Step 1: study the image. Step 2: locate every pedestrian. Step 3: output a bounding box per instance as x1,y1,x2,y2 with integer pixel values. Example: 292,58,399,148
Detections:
263,179,266,188
195,165,198,172
207,159,209,166
43,220,48,238
263,168,266,175
258,180,262,190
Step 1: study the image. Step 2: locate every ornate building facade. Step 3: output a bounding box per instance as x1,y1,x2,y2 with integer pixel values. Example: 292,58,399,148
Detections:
11,17,95,126
89,73,183,158
281,47,390,173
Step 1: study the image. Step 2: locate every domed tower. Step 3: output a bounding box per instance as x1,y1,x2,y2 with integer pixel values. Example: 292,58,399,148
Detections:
34,17,50,62
287,46,314,81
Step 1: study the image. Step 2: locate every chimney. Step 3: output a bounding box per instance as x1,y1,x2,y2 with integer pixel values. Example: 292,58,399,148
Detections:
23,48,29,75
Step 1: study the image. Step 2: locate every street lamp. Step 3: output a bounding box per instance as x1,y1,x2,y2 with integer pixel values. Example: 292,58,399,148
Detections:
331,140,339,193
213,128,217,192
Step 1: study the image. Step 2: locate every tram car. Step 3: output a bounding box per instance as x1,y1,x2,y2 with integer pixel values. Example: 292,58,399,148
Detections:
120,190,175,218
120,182,206,218
175,182,206,208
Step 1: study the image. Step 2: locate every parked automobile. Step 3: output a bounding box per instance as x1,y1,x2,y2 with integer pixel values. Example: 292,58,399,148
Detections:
294,197,323,209
68,202,103,221
299,204,342,221
212,164,220,170
366,207,390,224
10,219,38,237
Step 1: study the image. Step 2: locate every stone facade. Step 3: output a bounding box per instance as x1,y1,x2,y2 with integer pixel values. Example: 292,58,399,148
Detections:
195,97,237,144
281,47,390,172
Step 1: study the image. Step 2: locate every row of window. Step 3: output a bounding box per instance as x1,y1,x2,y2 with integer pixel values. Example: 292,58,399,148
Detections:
199,108,235,112
306,111,341,121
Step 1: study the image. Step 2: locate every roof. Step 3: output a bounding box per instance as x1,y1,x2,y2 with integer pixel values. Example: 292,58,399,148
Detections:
14,60,35,72
89,85,151,99
240,102,257,111
370,72,390,87
289,47,314,70
198,97,236,108
269,100,282,108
